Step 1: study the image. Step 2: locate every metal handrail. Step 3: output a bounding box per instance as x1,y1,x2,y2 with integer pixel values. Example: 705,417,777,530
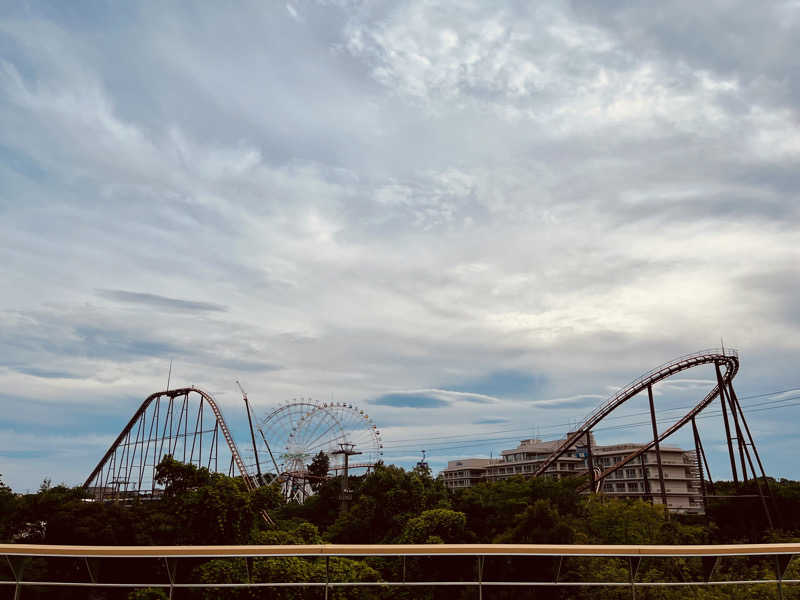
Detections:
1,543,797,598
1,542,799,557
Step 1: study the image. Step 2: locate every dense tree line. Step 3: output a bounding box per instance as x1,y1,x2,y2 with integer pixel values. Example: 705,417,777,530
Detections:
1,462,799,599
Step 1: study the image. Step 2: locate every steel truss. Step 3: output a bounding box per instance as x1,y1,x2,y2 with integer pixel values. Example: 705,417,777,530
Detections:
83,387,255,500
533,348,774,522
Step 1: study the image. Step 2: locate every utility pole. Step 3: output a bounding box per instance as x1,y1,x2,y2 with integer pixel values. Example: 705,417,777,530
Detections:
332,442,361,515
416,449,428,471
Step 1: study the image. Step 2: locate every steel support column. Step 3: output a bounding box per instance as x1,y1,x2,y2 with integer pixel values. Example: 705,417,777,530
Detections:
733,389,781,527
695,427,715,493
715,362,739,485
692,418,708,516
586,431,596,493
640,454,652,503
647,385,668,512
727,384,775,528
725,382,749,481
730,383,772,485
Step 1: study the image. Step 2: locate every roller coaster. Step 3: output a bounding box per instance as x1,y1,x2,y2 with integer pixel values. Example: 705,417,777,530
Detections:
83,387,257,500
83,348,773,524
533,347,773,524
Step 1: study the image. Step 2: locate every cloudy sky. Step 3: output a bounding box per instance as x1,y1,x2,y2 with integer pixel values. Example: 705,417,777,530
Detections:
1,1,799,491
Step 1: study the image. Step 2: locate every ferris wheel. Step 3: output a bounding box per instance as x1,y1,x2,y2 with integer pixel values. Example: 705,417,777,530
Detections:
257,399,383,501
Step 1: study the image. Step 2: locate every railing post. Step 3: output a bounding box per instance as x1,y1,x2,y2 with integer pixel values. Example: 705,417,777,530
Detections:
84,557,97,584
776,555,785,600
701,556,719,582
325,555,330,600
477,555,484,600
774,554,793,600
245,556,253,583
5,555,22,600
163,557,177,600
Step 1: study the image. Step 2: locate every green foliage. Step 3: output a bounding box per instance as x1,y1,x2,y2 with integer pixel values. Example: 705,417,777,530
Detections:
580,497,666,544
451,474,582,542
144,456,282,545
495,499,574,544
397,508,469,544
307,450,330,491
325,464,450,543
0,474,17,542
7,462,800,599
251,520,323,545
128,588,169,600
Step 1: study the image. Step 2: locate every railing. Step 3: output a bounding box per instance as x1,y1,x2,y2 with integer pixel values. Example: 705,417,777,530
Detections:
1,543,798,598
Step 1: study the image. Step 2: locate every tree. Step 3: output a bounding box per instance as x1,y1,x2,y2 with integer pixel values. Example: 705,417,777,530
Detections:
325,464,450,544
494,499,574,544
146,456,280,545
194,523,382,600
0,474,16,542
397,508,469,544
307,451,330,492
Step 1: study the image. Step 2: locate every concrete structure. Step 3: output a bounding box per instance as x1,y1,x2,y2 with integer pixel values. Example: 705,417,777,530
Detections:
440,434,703,514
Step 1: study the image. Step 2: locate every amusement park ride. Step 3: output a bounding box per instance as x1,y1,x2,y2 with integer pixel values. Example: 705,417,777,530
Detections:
83,348,775,525
82,387,384,505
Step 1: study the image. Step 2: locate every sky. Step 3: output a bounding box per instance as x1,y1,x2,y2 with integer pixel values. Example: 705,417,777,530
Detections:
1,0,799,492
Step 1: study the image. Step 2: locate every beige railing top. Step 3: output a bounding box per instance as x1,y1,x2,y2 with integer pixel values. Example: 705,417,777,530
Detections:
1,543,798,558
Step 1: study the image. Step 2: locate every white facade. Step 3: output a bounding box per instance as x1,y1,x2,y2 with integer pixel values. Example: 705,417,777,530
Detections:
440,435,703,514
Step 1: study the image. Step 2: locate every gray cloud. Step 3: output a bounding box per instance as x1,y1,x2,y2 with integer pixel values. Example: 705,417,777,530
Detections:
12,367,83,379
473,417,509,425
371,394,449,408
97,289,227,313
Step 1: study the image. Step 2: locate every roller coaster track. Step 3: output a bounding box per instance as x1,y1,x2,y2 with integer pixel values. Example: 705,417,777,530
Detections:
83,387,255,495
533,349,739,484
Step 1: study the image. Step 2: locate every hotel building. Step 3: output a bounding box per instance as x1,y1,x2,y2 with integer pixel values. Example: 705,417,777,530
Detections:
440,434,703,514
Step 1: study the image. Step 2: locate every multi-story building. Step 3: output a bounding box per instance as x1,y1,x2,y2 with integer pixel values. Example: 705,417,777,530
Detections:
440,434,703,514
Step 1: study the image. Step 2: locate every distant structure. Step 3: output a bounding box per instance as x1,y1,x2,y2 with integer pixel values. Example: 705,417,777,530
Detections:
257,400,384,502
416,449,428,471
84,389,385,510
441,348,774,521
84,387,256,500
441,435,703,513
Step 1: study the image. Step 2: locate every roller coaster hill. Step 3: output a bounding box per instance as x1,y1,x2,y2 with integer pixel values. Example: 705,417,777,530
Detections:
82,347,776,526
